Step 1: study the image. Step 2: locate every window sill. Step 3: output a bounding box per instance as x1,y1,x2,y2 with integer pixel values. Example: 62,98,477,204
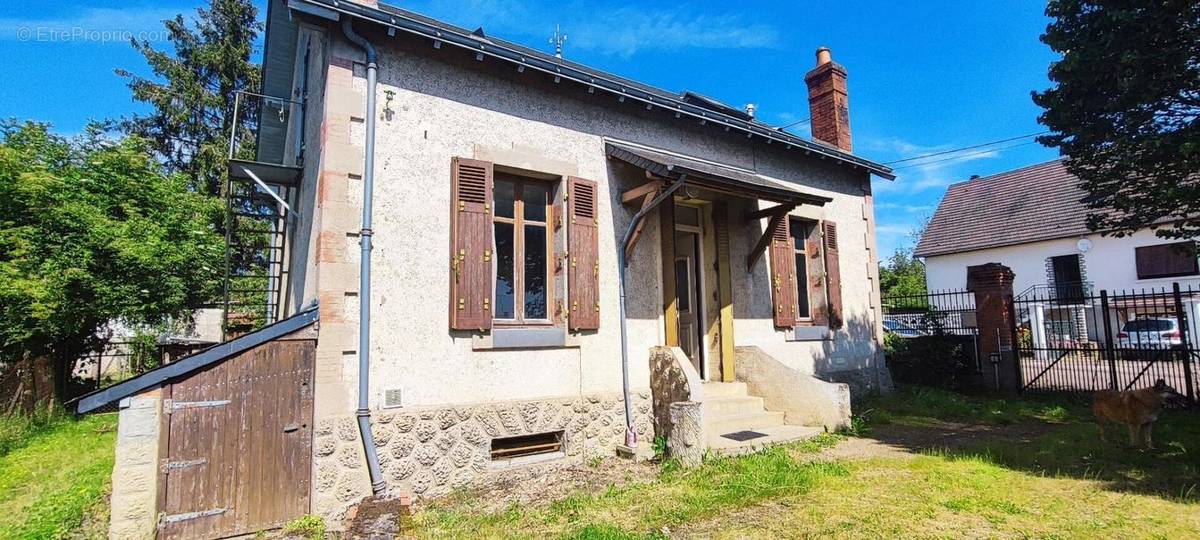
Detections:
472,326,580,350
788,325,831,342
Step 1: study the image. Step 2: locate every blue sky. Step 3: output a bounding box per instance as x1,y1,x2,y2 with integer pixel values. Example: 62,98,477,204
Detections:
0,0,1061,256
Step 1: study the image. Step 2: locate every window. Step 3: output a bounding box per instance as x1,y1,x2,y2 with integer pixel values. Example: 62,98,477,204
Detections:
490,431,564,461
790,220,813,320
493,174,553,323
1135,241,1199,279
1048,254,1085,302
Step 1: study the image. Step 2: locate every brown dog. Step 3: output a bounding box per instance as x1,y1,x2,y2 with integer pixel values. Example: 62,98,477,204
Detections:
1093,379,1187,449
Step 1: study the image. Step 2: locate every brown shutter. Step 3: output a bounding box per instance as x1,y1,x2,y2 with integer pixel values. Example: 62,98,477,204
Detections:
823,221,844,329
806,224,829,326
449,157,494,331
769,217,798,328
568,177,600,330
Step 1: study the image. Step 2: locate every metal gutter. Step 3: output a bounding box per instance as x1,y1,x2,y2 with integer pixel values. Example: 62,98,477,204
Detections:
73,305,320,415
341,17,388,496
617,175,687,448
287,0,895,180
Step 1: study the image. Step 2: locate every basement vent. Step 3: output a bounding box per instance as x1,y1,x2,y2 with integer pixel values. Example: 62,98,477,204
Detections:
490,431,564,461
383,389,403,408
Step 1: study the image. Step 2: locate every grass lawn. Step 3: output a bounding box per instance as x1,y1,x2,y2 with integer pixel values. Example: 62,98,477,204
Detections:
0,413,117,540
402,388,1200,539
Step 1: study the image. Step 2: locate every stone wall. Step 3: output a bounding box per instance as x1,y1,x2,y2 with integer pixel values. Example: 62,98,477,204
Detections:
648,346,703,439
108,389,163,540
312,391,653,524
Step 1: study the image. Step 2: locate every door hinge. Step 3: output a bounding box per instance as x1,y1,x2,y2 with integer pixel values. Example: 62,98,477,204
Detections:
166,399,231,413
159,508,227,527
163,458,207,473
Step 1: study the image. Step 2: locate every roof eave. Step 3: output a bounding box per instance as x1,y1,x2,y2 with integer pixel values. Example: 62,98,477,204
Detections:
288,0,896,180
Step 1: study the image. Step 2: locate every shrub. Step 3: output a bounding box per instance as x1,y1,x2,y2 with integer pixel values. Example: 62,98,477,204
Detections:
885,335,978,391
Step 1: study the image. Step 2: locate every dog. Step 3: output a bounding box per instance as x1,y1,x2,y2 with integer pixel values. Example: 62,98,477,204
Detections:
1093,379,1189,449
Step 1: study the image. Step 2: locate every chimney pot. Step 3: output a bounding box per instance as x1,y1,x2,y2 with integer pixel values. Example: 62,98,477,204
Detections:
816,47,831,67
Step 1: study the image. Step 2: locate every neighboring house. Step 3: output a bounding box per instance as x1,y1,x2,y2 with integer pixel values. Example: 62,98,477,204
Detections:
76,1,898,537
917,159,1200,347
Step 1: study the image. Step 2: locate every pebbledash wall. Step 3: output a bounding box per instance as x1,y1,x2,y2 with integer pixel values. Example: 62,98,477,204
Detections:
290,22,888,521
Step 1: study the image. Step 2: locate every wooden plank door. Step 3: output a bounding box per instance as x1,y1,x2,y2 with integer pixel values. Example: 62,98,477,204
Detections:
160,339,314,539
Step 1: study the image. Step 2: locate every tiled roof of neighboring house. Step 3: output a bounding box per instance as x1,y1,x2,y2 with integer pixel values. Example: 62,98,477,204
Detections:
286,0,895,180
914,159,1092,258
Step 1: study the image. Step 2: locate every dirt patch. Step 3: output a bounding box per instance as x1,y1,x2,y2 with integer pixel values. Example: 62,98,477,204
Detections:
342,457,660,539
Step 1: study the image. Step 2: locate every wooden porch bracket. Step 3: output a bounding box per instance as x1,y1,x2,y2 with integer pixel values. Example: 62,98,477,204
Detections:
745,208,791,271
623,186,662,259
621,178,665,204
743,203,796,222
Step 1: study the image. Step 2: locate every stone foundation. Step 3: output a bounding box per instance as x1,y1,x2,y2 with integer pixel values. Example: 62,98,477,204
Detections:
312,390,654,524
109,389,163,540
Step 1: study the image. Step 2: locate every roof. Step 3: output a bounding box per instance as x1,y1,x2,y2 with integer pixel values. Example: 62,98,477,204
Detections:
915,159,1091,258
284,0,895,180
605,142,832,206
73,305,319,414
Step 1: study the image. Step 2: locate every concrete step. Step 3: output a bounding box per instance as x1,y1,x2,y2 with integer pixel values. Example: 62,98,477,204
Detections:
701,396,765,417
702,381,748,398
706,424,825,457
704,410,786,435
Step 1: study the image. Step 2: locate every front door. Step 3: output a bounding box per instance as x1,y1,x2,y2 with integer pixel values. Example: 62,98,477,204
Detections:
674,225,704,375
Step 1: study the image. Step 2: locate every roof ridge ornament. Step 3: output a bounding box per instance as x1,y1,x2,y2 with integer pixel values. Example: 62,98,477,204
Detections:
549,24,567,59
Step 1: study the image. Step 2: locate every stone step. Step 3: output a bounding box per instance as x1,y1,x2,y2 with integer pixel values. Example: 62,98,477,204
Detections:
706,424,826,457
701,396,765,417
701,381,748,398
704,410,786,435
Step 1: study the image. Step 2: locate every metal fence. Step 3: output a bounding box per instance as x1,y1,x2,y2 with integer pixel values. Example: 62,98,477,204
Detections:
1014,283,1198,400
882,289,982,385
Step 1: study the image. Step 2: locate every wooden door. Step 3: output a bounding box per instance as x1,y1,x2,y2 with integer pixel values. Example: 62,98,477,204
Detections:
675,230,703,374
159,338,315,539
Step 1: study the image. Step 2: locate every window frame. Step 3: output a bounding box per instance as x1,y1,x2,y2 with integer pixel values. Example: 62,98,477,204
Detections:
790,218,816,324
492,173,556,326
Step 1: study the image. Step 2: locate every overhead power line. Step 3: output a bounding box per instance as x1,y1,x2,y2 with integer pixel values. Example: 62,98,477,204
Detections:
891,140,1042,171
884,131,1050,165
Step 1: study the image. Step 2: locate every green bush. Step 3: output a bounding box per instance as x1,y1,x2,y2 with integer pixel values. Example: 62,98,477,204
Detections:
885,335,978,391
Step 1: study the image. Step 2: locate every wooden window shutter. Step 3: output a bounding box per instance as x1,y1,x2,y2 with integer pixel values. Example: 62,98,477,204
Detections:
567,177,600,330
823,221,844,329
448,157,494,331
806,224,829,326
769,217,798,328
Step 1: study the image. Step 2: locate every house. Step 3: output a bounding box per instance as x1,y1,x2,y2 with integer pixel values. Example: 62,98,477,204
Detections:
917,159,1200,352
75,1,897,537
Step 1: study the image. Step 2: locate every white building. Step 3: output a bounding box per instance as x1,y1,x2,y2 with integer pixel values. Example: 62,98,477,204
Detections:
917,159,1200,349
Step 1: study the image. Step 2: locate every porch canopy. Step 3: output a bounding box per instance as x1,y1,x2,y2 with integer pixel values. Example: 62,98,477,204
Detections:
605,142,833,207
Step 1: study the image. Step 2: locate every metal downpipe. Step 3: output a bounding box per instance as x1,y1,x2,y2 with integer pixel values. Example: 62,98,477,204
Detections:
342,18,386,495
617,175,686,448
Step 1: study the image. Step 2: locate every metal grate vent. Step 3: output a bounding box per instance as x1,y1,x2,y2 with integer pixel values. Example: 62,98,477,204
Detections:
383,388,403,408
490,431,564,460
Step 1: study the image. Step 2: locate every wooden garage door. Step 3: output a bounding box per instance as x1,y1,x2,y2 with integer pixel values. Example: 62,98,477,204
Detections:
159,338,314,539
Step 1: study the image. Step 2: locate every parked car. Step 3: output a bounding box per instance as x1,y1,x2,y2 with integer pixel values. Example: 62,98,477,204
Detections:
1117,317,1183,359
883,319,924,338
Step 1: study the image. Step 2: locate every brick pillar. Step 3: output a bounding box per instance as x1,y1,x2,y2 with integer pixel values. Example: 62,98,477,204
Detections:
967,263,1020,392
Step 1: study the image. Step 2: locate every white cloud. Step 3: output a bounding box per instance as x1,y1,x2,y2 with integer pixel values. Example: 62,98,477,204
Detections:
866,137,1001,195
0,7,178,43
405,0,779,58
567,8,779,57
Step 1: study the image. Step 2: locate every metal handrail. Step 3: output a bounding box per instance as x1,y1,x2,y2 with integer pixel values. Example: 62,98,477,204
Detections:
227,90,305,162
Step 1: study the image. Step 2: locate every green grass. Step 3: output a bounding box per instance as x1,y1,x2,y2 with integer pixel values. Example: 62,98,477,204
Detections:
400,390,1199,539
859,385,1078,426
0,414,117,539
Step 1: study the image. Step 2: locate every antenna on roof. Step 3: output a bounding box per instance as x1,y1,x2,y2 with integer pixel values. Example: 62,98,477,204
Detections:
549,24,568,59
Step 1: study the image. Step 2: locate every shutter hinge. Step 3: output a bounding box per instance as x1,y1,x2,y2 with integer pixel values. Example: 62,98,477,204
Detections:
458,201,465,211
458,298,465,310
594,301,600,313
571,256,577,268
483,249,491,262
483,298,490,311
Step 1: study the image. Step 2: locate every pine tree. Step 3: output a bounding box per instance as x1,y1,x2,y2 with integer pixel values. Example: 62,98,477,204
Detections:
118,0,262,197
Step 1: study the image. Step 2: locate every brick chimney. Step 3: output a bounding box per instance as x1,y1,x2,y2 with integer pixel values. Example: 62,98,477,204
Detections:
804,47,852,152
